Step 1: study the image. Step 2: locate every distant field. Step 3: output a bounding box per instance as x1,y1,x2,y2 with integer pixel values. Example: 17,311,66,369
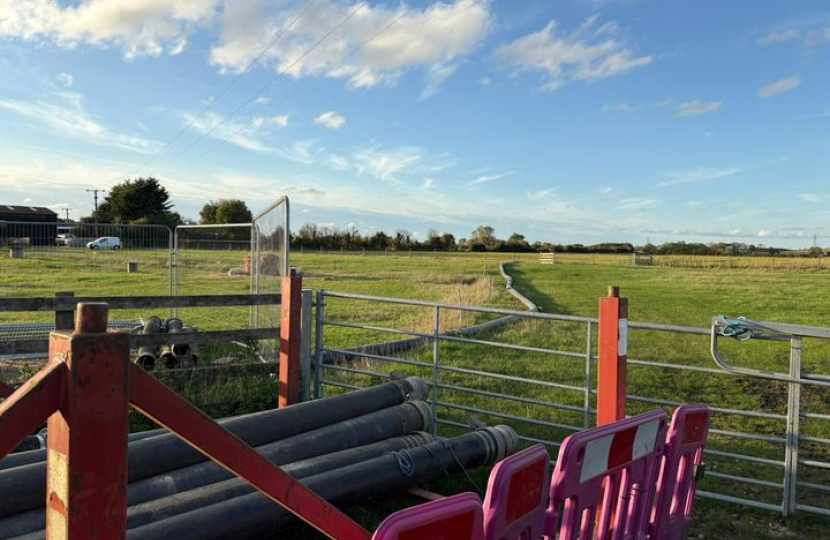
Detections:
2,249,829,537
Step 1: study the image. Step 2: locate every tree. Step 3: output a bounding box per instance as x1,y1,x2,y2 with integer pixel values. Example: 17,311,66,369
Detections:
90,177,180,227
200,199,253,224
470,225,498,249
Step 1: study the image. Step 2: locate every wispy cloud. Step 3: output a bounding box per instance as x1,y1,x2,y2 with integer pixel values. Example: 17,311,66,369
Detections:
676,100,721,117
494,15,653,92
467,171,515,185
0,92,160,153
616,197,661,210
56,72,73,87
657,166,743,187
758,75,801,98
602,102,636,113
799,193,823,203
757,18,830,48
314,111,346,130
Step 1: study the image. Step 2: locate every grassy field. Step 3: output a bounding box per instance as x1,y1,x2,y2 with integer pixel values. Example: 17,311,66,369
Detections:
2,249,829,538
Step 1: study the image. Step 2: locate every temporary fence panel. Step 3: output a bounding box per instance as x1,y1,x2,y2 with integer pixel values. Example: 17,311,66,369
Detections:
251,197,290,360
0,221,173,305
313,290,830,518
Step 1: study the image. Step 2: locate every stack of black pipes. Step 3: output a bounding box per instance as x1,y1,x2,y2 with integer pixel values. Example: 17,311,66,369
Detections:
0,377,518,539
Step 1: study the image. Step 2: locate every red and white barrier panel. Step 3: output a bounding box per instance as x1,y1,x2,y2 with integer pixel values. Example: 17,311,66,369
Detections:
650,404,711,540
544,410,668,540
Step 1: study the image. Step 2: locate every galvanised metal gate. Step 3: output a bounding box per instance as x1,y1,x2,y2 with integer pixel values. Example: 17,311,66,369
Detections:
313,290,830,518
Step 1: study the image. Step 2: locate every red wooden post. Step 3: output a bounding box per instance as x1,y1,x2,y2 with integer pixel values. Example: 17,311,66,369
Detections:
280,269,303,407
46,303,130,540
597,286,627,426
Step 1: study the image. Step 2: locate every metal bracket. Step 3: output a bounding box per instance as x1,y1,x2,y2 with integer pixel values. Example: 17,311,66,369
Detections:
710,318,830,388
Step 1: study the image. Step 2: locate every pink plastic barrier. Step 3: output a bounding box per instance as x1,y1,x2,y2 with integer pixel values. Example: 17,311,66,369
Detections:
373,492,485,540
650,404,710,540
483,444,551,540
543,410,668,540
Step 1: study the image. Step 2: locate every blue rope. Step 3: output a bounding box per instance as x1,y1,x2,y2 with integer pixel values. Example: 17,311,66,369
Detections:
714,316,784,342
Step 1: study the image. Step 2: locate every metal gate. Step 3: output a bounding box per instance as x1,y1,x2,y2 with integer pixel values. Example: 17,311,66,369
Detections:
313,290,830,517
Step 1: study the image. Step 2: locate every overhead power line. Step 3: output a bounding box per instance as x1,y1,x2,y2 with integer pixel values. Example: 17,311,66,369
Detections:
165,9,409,178
150,2,369,175
127,0,322,179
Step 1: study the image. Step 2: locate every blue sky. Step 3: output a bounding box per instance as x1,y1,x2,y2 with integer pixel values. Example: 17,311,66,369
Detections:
0,0,827,247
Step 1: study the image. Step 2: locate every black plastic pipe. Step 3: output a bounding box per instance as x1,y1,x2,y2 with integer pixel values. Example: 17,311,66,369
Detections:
0,377,428,517
136,316,162,369
125,426,518,540
9,433,435,539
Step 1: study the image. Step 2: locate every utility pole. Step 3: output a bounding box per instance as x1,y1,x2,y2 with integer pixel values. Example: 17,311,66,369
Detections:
86,189,105,237
61,208,71,221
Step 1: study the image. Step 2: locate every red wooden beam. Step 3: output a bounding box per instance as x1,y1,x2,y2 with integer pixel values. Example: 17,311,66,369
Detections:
128,362,372,540
46,303,131,540
0,361,64,459
280,269,303,407
597,286,628,426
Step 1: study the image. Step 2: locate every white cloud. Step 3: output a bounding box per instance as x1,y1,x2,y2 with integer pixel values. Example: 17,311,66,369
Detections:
757,29,801,46
799,193,823,203
314,111,346,130
56,72,73,87
184,110,277,153
757,20,830,48
616,197,660,210
602,102,636,113
419,62,459,100
352,145,424,183
757,229,773,238
493,15,653,92
658,166,743,187
758,76,801,98
467,171,515,185
211,0,491,93
252,115,289,128
422,178,435,189
0,0,218,59
598,186,614,195
478,76,492,86
676,100,721,117
0,91,160,153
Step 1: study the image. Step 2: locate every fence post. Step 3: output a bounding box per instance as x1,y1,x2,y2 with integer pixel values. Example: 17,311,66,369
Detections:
55,291,75,331
300,289,313,402
432,305,441,437
597,285,627,426
783,336,802,516
314,290,325,399
46,303,130,540
279,269,303,407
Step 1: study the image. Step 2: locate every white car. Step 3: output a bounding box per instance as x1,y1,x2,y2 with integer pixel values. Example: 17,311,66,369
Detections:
87,236,122,250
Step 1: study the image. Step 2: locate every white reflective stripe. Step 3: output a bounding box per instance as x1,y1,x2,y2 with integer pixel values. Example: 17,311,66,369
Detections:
618,318,628,356
632,419,659,459
580,434,614,483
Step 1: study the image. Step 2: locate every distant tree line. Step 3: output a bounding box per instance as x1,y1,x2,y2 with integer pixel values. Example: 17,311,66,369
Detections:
68,177,822,256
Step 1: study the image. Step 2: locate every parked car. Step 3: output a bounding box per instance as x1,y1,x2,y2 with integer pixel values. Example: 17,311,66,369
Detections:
55,233,81,247
87,237,122,250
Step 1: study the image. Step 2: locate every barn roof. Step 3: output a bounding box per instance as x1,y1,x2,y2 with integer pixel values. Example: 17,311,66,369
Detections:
0,205,58,216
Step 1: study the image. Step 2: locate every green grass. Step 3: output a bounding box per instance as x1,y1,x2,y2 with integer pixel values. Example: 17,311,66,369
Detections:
2,250,830,538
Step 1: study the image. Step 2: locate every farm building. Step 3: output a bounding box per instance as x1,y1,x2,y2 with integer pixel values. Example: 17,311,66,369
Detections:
0,205,58,246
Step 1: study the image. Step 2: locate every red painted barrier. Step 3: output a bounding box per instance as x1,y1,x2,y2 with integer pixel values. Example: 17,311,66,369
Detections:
0,381,14,399
482,444,550,540
543,410,668,540
0,302,372,540
373,492,485,540
598,285,628,426
650,403,711,540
